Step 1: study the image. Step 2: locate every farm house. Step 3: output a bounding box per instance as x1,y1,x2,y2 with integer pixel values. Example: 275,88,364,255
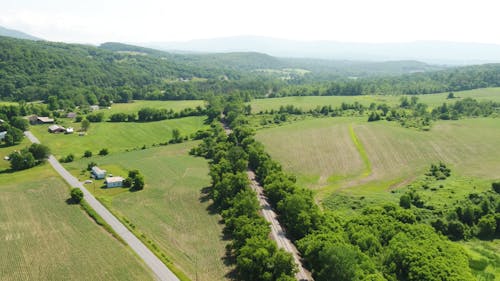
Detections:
105,176,124,188
91,166,106,179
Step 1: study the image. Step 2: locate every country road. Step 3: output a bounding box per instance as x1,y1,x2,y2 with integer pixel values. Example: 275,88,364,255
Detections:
222,122,313,281
24,131,179,281
247,171,313,281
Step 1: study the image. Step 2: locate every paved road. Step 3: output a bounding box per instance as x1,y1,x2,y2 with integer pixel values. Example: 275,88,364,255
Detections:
221,122,313,281
24,131,179,281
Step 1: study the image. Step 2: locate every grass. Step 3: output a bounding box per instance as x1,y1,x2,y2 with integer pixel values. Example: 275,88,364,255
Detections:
30,116,208,158
100,100,205,119
460,239,500,281
255,117,500,200
0,165,154,281
249,87,500,113
64,142,231,281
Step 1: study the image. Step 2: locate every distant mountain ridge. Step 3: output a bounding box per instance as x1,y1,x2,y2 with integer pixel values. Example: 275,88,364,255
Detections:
0,26,41,41
103,42,443,77
142,36,500,65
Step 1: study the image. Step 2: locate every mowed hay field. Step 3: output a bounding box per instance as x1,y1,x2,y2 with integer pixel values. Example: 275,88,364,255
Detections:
255,117,500,197
100,100,205,119
64,142,230,281
0,165,153,281
30,116,208,158
250,87,500,113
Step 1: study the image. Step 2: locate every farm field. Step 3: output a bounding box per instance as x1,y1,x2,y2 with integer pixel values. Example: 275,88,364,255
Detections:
30,116,208,158
64,142,231,281
250,87,500,113
255,117,500,199
0,165,154,281
100,100,205,119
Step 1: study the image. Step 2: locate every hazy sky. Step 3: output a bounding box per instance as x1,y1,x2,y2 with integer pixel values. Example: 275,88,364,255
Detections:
1,0,499,45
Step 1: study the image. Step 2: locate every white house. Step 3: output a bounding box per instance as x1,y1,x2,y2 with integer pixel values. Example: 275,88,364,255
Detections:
0,131,6,141
91,166,106,179
105,176,124,188
65,127,74,134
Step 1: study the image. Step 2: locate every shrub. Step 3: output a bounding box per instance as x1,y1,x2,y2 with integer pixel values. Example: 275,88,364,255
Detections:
83,150,92,158
98,148,109,156
492,182,500,194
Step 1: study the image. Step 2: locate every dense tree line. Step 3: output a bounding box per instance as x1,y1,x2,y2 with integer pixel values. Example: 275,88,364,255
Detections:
190,114,297,281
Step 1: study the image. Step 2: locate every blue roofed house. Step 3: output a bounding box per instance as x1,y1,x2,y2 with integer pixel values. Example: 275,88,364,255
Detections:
91,166,106,179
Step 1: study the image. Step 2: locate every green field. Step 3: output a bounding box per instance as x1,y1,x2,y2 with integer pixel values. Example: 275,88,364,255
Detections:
255,117,500,198
100,100,205,118
0,165,154,281
64,142,230,281
250,87,500,113
30,116,208,158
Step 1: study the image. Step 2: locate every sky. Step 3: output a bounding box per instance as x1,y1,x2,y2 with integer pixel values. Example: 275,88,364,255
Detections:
1,0,500,45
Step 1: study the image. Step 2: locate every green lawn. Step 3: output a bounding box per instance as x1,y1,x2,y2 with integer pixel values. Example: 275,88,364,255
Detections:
250,87,500,113
64,142,231,281
101,100,205,119
30,116,208,158
0,165,154,281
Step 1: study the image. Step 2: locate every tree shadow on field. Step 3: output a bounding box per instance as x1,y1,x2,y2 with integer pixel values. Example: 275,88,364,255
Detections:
199,186,219,215
65,197,79,205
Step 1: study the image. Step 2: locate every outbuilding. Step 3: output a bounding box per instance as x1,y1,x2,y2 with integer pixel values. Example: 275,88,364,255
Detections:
37,116,55,124
48,125,65,133
0,131,6,141
105,176,124,188
91,166,106,179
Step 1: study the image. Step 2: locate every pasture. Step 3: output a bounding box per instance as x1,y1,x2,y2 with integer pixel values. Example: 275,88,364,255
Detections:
64,142,231,281
30,116,208,158
255,117,500,200
250,87,500,113
100,100,205,119
0,165,153,281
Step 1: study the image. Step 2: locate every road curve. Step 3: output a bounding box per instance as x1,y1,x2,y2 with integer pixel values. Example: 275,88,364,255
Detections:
221,122,313,281
24,131,179,281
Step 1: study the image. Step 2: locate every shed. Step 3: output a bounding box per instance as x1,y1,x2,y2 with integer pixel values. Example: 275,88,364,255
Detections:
37,117,54,124
0,131,6,141
91,166,106,179
48,125,65,133
105,176,124,188
66,112,77,119
65,127,74,134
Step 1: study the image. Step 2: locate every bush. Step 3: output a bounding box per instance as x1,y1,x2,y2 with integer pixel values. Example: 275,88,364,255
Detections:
60,154,74,163
70,188,84,203
492,182,500,194
98,148,109,156
83,150,92,158
399,194,411,209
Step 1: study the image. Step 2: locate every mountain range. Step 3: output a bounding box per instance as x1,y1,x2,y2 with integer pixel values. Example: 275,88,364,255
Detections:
0,26,41,41
142,36,500,65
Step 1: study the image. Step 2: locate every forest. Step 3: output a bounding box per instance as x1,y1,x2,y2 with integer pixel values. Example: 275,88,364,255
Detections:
3,36,500,111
